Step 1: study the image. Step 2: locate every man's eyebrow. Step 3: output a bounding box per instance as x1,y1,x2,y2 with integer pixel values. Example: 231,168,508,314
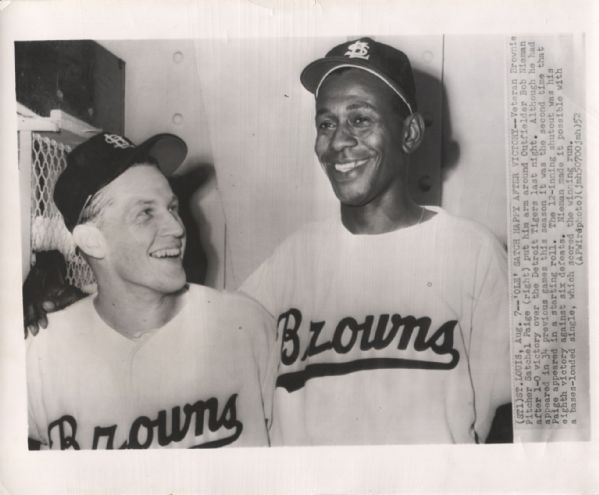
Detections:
346,102,376,111
316,108,333,117
127,198,156,208
127,194,178,206
316,101,376,116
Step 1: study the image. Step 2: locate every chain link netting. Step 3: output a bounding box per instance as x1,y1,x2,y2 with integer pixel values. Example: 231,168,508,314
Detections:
31,133,96,293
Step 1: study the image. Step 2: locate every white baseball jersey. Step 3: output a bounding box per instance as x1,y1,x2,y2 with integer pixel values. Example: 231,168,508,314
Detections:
241,206,511,445
27,284,276,449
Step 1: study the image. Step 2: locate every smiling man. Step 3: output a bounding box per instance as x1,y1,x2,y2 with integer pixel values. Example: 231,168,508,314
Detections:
241,38,511,445
27,132,275,449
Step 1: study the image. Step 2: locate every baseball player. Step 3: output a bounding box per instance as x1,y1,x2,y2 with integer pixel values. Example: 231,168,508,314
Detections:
240,37,512,445
27,132,276,449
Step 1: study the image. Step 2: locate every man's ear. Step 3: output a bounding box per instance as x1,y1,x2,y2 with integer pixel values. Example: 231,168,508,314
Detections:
401,112,425,155
72,224,106,259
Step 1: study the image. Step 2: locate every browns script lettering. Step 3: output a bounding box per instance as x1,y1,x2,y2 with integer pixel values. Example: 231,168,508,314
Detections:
276,308,460,392
47,393,242,449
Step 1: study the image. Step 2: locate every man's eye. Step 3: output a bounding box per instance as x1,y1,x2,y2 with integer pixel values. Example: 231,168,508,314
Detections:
317,120,335,130
138,208,153,219
168,203,179,214
352,116,371,127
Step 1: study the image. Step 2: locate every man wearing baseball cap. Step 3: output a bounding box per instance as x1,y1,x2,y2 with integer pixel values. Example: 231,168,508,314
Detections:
27,132,275,449
241,38,511,445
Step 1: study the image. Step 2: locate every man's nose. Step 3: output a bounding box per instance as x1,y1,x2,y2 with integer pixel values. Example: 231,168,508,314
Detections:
161,210,186,238
331,123,358,152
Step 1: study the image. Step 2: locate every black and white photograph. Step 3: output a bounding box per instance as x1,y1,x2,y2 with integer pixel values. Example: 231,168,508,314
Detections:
17,35,518,449
0,1,597,493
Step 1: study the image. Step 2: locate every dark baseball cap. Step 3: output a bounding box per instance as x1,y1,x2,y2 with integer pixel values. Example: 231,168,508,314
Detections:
54,132,187,231
300,37,417,115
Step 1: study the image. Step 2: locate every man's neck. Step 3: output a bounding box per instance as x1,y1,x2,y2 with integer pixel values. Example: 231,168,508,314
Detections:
340,191,425,235
93,283,185,339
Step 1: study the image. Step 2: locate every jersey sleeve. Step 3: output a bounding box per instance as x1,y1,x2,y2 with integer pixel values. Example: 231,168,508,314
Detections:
237,297,278,431
469,235,512,442
240,225,314,319
238,255,279,318
239,228,304,319
26,338,49,448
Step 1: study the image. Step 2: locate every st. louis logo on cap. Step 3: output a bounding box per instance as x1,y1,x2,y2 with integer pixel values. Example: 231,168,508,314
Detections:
344,40,370,60
104,134,134,149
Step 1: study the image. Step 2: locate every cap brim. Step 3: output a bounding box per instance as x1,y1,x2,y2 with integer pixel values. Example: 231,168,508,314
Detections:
301,56,380,93
301,56,415,115
133,133,188,176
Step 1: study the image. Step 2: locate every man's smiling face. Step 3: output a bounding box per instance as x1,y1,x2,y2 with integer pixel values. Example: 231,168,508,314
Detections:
97,164,187,296
314,69,408,207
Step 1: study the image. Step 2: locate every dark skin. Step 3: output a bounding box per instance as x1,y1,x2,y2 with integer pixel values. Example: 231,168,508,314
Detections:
23,167,209,337
314,69,432,234
22,251,85,337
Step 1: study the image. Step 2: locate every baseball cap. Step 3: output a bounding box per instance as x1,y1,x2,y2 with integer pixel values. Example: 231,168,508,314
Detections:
54,132,188,231
300,37,417,115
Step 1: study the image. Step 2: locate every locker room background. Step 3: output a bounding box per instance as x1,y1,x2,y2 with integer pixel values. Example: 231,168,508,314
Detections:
17,36,508,290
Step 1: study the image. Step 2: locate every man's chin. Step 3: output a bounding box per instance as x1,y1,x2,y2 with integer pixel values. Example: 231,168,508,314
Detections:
171,272,188,291
159,280,188,296
332,186,370,207
156,268,188,293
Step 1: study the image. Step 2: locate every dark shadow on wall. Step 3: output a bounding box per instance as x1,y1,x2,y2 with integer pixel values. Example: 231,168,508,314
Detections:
409,69,460,207
169,165,215,285
438,77,461,190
